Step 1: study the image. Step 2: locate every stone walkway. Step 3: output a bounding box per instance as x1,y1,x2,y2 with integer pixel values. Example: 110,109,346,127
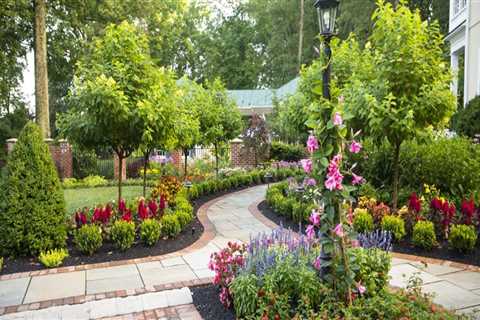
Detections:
1,185,480,318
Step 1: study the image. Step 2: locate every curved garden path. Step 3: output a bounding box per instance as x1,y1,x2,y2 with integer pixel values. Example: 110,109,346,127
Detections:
0,185,479,319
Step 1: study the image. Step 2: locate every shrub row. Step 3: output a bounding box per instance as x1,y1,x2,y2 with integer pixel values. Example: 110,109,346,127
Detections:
269,141,307,162
355,137,480,202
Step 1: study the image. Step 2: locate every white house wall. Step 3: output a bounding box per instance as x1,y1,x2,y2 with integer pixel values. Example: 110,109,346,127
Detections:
467,0,480,100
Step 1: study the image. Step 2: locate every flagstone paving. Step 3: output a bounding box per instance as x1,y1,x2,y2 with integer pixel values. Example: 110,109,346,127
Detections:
1,185,480,319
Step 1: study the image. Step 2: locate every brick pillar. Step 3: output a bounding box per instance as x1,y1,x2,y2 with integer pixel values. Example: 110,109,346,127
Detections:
230,138,243,167
5,138,73,179
170,150,183,170
114,154,127,181
5,138,17,154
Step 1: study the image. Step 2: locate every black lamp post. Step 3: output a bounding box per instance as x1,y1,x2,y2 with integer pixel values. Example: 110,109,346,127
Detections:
314,0,339,100
314,0,339,279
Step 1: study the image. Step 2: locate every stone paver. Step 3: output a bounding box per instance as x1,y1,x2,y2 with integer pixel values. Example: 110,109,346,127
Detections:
0,278,30,307
437,271,480,290
0,288,192,320
23,271,86,304
140,265,197,287
87,265,143,295
388,263,440,289
410,261,464,276
421,280,480,310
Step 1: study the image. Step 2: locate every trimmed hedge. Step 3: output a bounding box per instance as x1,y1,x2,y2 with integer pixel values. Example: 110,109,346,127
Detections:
0,123,67,256
356,137,480,200
269,141,307,162
452,96,480,138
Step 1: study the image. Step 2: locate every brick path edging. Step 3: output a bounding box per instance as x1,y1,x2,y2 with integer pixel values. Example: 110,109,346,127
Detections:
96,303,201,320
0,190,232,282
248,197,480,274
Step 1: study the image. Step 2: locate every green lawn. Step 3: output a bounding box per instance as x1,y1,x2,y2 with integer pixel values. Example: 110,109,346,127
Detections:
64,186,148,213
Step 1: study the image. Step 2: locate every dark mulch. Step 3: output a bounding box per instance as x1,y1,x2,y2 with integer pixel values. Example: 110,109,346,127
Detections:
258,200,480,267
191,284,235,320
0,185,256,275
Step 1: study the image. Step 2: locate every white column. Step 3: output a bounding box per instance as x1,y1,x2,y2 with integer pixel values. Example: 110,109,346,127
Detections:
451,51,459,97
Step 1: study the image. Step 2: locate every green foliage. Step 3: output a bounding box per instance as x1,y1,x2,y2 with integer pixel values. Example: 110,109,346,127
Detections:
358,137,480,198
412,221,437,250
175,210,193,229
0,107,30,162
449,224,477,253
381,215,406,241
38,248,69,268
351,247,391,296
161,214,181,238
72,146,98,179
343,1,456,208
452,96,480,138
110,220,136,251
353,209,374,234
269,141,307,162
74,224,103,255
82,175,108,188
0,122,67,256
230,274,259,318
139,219,161,247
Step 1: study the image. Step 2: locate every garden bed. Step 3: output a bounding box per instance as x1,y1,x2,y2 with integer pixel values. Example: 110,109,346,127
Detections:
258,200,480,267
1,186,251,275
191,284,235,320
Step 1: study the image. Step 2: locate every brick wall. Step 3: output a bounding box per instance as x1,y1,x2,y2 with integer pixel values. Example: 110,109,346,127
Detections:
231,138,257,168
5,138,73,179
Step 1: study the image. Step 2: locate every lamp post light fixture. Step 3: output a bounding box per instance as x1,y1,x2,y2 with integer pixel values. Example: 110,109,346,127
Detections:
264,172,273,189
314,0,339,100
314,0,339,280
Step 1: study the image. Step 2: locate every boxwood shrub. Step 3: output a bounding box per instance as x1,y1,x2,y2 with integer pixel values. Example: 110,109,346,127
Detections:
0,123,67,256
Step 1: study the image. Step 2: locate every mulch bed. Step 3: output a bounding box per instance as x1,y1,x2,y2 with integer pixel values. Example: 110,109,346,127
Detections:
257,200,480,267
191,284,235,320
0,186,254,275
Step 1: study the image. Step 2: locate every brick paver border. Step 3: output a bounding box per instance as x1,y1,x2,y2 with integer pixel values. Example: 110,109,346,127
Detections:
96,303,201,320
248,197,480,273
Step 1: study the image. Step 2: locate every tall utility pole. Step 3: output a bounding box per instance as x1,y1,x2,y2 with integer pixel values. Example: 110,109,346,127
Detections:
297,0,304,72
34,0,50,138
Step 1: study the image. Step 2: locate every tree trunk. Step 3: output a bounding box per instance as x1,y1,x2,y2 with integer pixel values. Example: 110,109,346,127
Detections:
392,141,402,211
214,143,219,177
297,0,304,72
117,152,124,204
183,149,188,180
142,151,150,198
34,0,50,138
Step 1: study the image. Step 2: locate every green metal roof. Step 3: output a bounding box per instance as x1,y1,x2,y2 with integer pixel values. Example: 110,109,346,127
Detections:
227,77,299,109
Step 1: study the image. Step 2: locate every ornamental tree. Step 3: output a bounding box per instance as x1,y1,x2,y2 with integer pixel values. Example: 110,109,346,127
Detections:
200,79,243,176
137,68,179,197
242,113,270,167
58,21,160,202
174,78,203,179
343,0,456,210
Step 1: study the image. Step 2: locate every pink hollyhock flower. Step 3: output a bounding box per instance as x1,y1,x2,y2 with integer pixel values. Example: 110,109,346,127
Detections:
306,225,315,239
325,175,338,191
349,140,362,154
309,210,321,226
352,173,365,185
300,159,313,174
357,283,366,294
333,112,343,126
333,223,344,237
307,134,319,153
313,256,321,270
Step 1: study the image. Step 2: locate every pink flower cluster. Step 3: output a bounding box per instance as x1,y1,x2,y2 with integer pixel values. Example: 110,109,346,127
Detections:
300,159,313,174
306,210,321,240
325,154,344,191
208,242,246,307
307,134,319,153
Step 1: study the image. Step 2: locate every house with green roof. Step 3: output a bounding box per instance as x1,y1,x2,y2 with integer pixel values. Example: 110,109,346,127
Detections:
227,77,299,115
